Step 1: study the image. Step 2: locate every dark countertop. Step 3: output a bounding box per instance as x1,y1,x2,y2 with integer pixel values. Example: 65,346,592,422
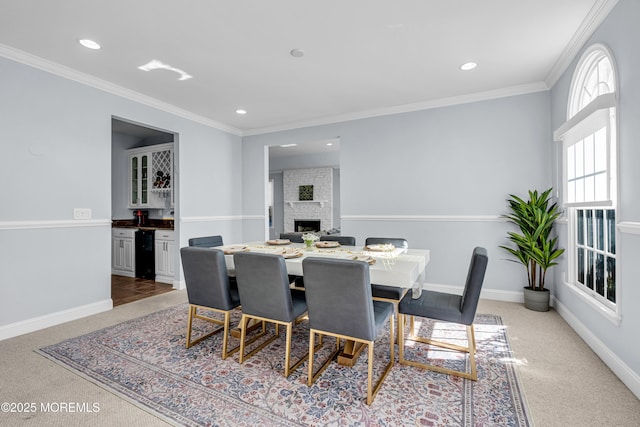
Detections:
112,219,174,230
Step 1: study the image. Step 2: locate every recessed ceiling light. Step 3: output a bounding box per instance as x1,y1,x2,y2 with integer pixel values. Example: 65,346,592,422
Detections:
290,49,305,58
460,62,477,71
79,39,101,50
280,144,298,148
326,142,333,146
235,109,247,115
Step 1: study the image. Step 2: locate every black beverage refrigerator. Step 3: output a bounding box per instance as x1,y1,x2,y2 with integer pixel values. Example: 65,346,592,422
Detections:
135,229,155,280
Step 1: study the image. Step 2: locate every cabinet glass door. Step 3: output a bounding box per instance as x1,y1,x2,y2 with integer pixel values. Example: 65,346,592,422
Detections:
131,156,138,205
141,154,148,205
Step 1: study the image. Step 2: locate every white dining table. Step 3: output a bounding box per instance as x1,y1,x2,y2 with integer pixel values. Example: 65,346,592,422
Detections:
221,241,430,292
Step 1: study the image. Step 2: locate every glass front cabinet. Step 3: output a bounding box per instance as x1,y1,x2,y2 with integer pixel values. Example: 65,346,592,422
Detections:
128,143,173,209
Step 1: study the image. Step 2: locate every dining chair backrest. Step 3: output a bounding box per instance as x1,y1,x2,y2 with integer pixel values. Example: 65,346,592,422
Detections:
365,237,408,249
233,251,301,323
279,233,304,243
459,247,489,325
302,257,378,341
320,235,356,246
188,235,224,248
180,247,238,310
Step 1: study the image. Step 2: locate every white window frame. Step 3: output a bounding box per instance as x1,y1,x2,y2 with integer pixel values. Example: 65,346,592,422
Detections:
554,43,620,323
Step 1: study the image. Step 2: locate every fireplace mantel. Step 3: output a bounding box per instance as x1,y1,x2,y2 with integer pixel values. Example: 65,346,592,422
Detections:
286,200,327,208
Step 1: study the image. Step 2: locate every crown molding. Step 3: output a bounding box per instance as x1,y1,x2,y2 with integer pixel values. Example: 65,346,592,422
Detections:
0,43,242,136
242,81,548,136
545,0,619,88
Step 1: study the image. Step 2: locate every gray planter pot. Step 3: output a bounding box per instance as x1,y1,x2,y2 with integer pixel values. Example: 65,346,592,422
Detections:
523,287,550,312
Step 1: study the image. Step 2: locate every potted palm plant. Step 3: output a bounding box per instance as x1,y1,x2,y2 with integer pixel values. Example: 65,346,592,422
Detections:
500,188,565,311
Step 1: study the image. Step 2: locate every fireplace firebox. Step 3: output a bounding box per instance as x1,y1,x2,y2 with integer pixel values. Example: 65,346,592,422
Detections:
294,220,321,232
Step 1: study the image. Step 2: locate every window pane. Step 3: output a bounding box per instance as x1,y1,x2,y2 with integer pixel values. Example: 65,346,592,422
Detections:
598,57,614,93
607,210,616,254
567,145,576,179
587,251,594,290
596,210,604,250
594,127,607,172
607,257,616,303
576,178,584,203
578,247,585,284
594,173,607,201
584,134,594,175
586,210,593,248
585,175,595,202
596,254,604,296
585,65,598,97
577,210,584,245
575,140,584,177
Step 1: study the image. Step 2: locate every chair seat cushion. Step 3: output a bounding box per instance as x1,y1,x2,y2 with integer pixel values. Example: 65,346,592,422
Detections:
371,284,404,300
398,289,466,325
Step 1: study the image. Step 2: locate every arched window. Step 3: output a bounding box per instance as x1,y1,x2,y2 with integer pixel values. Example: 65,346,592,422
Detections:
568,48,615,118
554,44,618,313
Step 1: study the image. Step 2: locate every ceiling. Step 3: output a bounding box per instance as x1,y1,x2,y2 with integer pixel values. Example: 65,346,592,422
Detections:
0,1,613,136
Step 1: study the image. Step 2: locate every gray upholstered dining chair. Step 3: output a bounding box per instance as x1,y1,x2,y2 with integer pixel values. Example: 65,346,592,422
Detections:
320,235,356,246
233,251,311,377
365,237,408,250
302,257,395,405
398,246,488,380
279,232,304,243
180,246,244,359
364,237,410,316
188,235,224,248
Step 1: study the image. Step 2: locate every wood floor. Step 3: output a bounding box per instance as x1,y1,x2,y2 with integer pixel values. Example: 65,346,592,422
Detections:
111,275,174,306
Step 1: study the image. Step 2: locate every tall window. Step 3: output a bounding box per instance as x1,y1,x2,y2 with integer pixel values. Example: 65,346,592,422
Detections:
555,44,617,312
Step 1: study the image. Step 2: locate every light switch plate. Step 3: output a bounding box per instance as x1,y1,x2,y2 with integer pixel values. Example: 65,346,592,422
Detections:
74,208,92,220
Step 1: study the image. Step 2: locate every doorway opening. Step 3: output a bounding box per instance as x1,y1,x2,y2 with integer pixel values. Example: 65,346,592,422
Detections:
111,117,178,306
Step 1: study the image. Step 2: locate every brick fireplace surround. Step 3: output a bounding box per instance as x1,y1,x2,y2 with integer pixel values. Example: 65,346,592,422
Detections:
283,167,333,232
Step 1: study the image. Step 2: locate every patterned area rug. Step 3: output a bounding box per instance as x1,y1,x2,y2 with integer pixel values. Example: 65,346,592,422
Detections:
38,304,531,426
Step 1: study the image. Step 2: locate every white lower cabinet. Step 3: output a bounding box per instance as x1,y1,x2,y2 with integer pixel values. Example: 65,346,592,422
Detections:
155,230,175,284
112,228,136,277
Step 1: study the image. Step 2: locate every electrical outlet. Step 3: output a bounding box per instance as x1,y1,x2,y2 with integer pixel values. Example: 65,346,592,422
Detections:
74,208,92,220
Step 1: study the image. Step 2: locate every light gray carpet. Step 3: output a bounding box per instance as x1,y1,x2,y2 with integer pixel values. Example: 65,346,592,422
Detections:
1,291,638,426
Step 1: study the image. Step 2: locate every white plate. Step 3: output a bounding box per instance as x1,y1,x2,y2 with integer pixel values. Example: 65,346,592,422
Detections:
266,239,291,245
315,241,340,248
221,246,250,255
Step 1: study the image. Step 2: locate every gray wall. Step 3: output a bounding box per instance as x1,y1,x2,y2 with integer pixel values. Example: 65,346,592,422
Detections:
549,0,640,394
0,55,243,331
244,91,552,294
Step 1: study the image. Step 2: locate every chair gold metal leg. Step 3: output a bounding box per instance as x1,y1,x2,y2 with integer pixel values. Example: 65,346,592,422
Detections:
365,314,395,405
308,326,393,405
185,305,195,348
307,329,341,386
239,315,249,364
398,319,478,381
185,305,228,349
366,343,374,405
284,323,292,376
398,313,405,362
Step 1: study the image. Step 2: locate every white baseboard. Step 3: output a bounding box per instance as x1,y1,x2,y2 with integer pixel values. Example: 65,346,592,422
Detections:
424,282,525,303
0,299,113,341
554,298,640,399
173,279,186,290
